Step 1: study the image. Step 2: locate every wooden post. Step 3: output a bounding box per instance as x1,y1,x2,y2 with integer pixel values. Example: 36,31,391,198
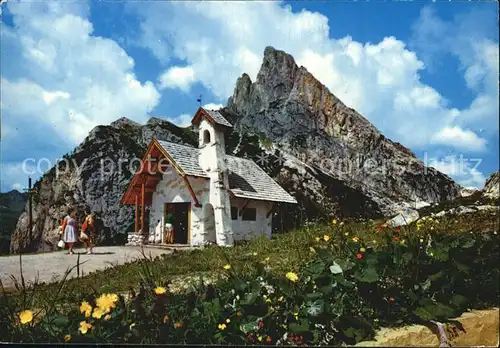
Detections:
28,177,33,246
135,193,139,233
141,182,145,233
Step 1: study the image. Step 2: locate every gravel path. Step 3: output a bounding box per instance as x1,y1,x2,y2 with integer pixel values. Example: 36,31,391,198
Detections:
0,246,172,290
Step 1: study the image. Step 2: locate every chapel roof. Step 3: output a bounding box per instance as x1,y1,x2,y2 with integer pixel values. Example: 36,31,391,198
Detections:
156,140,297,204
191,107,233,128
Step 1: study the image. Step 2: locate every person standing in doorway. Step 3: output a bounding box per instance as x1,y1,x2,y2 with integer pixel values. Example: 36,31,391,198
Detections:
61,207,78,255
81,210,96,254
165,206,174,244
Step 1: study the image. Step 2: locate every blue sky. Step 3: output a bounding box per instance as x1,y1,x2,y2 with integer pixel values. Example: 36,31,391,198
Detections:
1,0,498,193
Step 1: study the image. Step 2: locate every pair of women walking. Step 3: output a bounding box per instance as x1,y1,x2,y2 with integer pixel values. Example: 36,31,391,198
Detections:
60,207,96,255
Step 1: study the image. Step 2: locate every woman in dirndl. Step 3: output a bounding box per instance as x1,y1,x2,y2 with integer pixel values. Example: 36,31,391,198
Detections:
61,207,78,255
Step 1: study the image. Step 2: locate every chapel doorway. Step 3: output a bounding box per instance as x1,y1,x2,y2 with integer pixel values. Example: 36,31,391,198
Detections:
164,202,190,244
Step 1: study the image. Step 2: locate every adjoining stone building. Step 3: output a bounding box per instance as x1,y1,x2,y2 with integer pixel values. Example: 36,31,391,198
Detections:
121,107,297,246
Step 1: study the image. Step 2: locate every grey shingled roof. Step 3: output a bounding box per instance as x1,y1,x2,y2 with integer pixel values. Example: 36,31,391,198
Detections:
155,139,297,204
156,140,209,178
204,109,233,128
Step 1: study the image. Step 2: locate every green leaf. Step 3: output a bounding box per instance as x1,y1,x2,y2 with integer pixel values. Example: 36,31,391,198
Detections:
52,315,69,327
289,319,310,333
336,259,356,272
450,294,468,309
306,299,324,316
304,260,326,277
356,267,379,283
329,261,343,274
240,292,259,306
413,306,436,321
407,290,419,302
365,254,379,266
239,321,258,334
428,271,443,282
305,292,323,301
461,239,475,248
455,262,470,273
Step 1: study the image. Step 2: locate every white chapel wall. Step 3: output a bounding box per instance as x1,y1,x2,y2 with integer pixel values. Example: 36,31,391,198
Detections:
150,168,210,245
229,197,273,241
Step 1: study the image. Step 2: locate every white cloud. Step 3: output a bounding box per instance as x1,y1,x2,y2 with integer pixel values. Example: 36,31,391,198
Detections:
202,103,224,111
1,1,160,150
427,155,486,189
158,66,196,92
174,113,193,127
130,1,497,154
430,126,487,152
12,183,23,192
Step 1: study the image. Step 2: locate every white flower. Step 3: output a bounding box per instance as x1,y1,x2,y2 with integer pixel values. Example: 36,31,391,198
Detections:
236,295,240,300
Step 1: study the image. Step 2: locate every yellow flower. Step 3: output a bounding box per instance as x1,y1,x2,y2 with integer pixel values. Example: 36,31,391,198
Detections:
265,298,272,303
223,264,231,270
79,321,92,335
163,315,169,323
64,334,71,342
18,310,33,325
92,307,106,319
154,287,167,295
372,240,377,244
252,252,258,256
129,323,136,330
323,235,330,242
399,210,403,214
293,312,299,320
332,219,337,225
419,238,424,243
79,301,92,318
344,232,349,236
96,293,119,313
352,237,360,243
226,318,231,323
104,314,111,321
315,237,320,242
218,323,227,330
359,247,366,253
429,252,434,257
285,272,299,282
258,336,263,342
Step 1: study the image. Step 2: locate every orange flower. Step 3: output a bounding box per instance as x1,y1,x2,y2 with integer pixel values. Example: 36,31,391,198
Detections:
236,311,242,317
163,315,169,324
174,322,182,328
266,336,272,343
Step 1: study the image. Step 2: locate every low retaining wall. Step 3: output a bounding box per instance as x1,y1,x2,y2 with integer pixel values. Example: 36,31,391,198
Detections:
356,308,499,347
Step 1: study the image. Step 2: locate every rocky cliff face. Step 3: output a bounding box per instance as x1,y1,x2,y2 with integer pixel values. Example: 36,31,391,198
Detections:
225,46,461,218
0,190,28,254
10,120,197,253
483,172,499,199
10,46,461,253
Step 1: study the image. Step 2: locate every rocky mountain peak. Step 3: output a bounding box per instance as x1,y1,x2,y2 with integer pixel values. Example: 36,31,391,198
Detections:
110,117,142,130
483,172,499,199
226,46,460,216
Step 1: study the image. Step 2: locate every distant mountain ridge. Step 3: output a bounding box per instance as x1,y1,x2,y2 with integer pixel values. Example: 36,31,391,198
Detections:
9,46,461,253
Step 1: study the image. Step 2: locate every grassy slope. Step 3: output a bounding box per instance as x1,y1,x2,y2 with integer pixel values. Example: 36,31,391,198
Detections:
3,208,498,309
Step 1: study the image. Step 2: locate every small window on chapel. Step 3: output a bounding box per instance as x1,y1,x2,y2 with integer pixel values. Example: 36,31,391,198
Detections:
231,206,238,220
203,130,211,144
242,208,257,221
